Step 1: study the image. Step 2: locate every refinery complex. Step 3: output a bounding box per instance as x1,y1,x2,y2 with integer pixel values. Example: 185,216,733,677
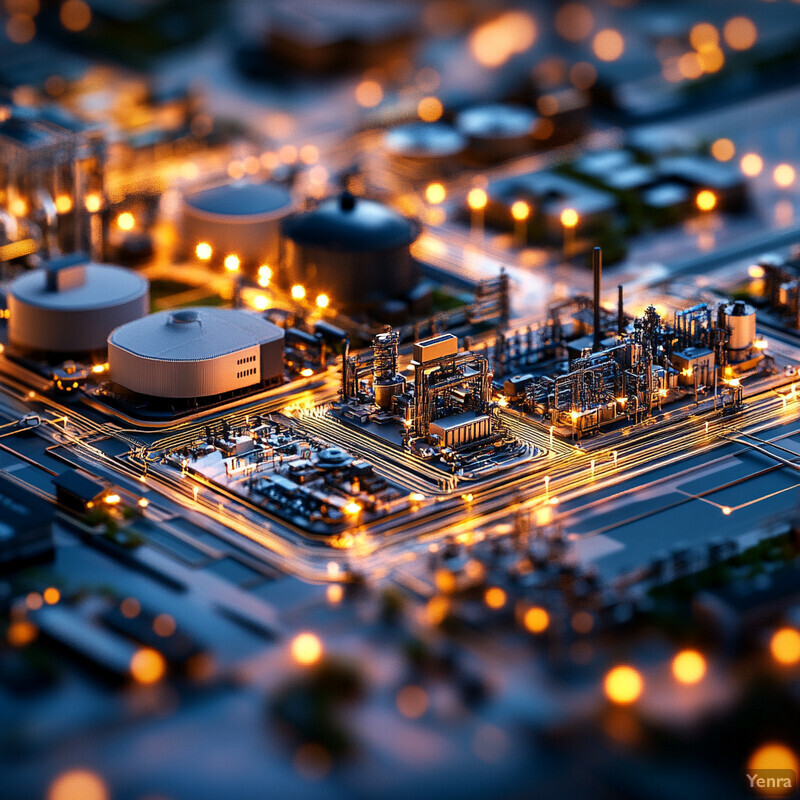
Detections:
3,3,800,799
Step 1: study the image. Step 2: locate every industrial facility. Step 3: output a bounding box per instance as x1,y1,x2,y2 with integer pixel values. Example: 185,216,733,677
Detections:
7,253,149,356
0,105,105,263
107,307,284,401
506,249,769,437
338,327,531,473
183,180,294,269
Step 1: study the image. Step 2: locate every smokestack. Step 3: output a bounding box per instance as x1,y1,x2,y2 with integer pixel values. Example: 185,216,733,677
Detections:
617,284,624,335
593,246,602,351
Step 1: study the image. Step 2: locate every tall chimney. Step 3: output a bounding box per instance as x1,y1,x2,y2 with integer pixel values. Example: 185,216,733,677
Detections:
617,284,624,335
593,246,602,351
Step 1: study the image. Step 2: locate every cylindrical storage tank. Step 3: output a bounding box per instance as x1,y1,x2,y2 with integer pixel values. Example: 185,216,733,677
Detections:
374,375,405,410
182,181,293,268
108,308,284,399
8,260,149,354
384,122,466,170
280,193,420,312
455,104,538,161
721,300,756,354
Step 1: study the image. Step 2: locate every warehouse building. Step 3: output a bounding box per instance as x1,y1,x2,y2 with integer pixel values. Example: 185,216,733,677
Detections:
107,307,284,399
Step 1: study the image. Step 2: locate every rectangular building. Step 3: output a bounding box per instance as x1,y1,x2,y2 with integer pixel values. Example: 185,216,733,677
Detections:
429,412,491,448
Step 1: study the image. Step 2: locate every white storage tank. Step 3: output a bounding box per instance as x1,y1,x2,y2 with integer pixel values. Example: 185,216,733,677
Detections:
108,307,284,399
720,300,756,356
182,181,294,268
8,255,149,355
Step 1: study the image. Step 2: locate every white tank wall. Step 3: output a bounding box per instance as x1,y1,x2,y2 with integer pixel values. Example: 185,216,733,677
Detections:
183,208,287,266
9,293,149,353
109,342,283,398
723,310,756,351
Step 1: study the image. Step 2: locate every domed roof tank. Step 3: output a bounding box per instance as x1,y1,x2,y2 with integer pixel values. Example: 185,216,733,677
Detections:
280,193,421,311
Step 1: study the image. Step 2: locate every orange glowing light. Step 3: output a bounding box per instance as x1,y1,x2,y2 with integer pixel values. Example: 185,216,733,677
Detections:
523,606,549,633
104,493,121,505
116,212,135,231
290,632,323,666
344,500,361,515
689,22,718,51
291,284,306,301
748,743,799,777
195,242,212,260
698,47,724,74
279,144,298,165
749,264,766,279
592,29,624,62
484,587,507,609
120,597,140,618
560,207,579,227
724,16,757,51
326,584,343,604
536,94,558,116
426,183,446,205
10,197,28,217
300,368,314,377
299,144,319,165
7,620,37,647
722,506,732,515
315,293,330,309
43,587,60,605
55,194,73,214
47,769,108,800
418,96,443,123
396,685,429,718
85,193,102,213
467,188,488,211
60,0,91,32
6,14,35,44
227,160,245,180
770,628,800,666
569,61,597,90
257,264,272,286
130,647,166,684
243,155,260,175
355,80,383,108
555,3,594,42
511,200,530,221
153,614,176,638
604,665,643,705
678,52,703,80
672,649,706,684
260,151,279,170
224,254,240,272
741,153,764,177
711,138,735,162
470,11,537,68
773,164,796,188
696,190,717,211
253,294,269,311
426,595,449,625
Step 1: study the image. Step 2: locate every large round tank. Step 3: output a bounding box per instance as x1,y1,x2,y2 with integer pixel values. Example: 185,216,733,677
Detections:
455,104,538,161
183,181,293,267
721,300,756,355
384,122,466,167
280,192,420,311
108,308,284,399
8,259,149,354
